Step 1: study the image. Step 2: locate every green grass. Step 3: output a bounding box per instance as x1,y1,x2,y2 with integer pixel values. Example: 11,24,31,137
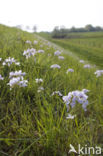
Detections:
66,31,103,39
43,31,103,68
0,25,103,155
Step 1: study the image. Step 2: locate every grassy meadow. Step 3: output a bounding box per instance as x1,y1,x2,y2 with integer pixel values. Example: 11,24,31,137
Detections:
40,31,103,68
0,25,103,155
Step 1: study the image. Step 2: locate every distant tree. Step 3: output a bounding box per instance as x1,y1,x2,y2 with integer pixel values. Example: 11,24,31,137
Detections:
52,26,60,38
77,28,86,32
70,26,76,32
51,25,103,39
85,24,95,31
95,26,102,31
33,25,37,32
52,26,67,38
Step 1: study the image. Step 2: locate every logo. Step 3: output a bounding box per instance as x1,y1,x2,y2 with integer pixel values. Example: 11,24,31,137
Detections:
69,144,77,154
69,144,102,155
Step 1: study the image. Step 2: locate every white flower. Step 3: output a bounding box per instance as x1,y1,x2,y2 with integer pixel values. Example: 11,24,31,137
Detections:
62,90,89,111
25,40,31,44
9,70,26,78
8,77,20,87
63,94,72,105
8,70,27,89
51,91,63,96
79,60,85,63
23,48,36,59
58,56,64,60
0,74,4,80
50,64,61,69
35,78,43,83
2,57,20,66
8,77,28,89
66,114,76,119
37,86,44,93
38,50,44,53
94,70,103,77
19,79,28,87
84,64,91,68
0,58,2,61
66,68,74,73
54,50,61,56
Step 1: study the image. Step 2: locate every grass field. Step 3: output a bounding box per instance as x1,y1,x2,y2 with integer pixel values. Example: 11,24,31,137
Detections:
0,25,103,155
40,31,103,68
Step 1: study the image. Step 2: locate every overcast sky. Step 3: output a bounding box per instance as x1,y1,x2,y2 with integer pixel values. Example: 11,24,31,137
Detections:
0,0,103,32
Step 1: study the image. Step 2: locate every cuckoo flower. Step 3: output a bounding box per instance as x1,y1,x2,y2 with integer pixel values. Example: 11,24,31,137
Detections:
63,89,89,111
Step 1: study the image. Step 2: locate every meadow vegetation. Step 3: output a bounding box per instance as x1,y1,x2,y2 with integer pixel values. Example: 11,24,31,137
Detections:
40,31,103,68
0,24,103,156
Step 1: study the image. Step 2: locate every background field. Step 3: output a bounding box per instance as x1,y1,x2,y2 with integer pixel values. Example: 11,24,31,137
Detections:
0,25,103,156
39,31,103,68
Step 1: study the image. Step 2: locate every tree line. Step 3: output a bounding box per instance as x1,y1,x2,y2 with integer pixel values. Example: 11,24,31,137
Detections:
52,25,103,38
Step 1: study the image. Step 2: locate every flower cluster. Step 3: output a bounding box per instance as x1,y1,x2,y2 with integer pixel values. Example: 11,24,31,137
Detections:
94,70,103,77
9,70,26,78
3,57,20,66
50,64,61,69
8,77,28,89
23,48,36,59
66,68,74,73
54,50,61,56
8,70,28,89
62,89,89,111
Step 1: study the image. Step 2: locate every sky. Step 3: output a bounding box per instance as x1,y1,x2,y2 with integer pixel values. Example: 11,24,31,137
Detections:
0,0,103,32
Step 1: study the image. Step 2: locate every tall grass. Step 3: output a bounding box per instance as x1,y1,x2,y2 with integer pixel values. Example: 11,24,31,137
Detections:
0,25,103,155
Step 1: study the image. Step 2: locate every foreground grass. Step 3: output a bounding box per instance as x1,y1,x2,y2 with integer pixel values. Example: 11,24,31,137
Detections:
0,25,103,155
